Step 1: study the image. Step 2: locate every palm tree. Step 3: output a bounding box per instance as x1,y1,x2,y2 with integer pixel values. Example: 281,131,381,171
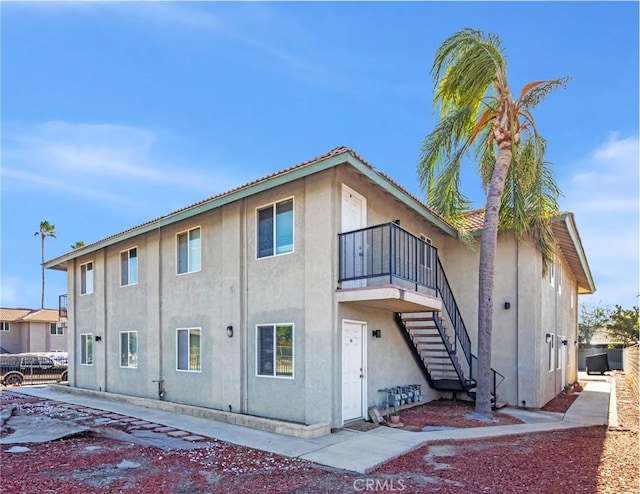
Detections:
418,28,567,417
34,220,56,309
71,240,85,250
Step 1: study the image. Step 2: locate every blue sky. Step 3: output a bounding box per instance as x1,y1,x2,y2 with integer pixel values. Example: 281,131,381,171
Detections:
1,1,638,312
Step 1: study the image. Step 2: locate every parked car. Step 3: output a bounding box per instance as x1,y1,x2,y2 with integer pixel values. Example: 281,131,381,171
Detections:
0,353,68,386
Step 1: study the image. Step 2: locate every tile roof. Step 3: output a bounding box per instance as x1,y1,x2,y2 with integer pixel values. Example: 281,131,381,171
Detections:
48,147,355,262
44,146,456,269
458,209,594,294
0,308,59,322
461,208,485,231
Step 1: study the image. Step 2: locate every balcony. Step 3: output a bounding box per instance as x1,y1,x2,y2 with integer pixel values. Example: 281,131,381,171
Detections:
58,294,67,319
337,223,441,312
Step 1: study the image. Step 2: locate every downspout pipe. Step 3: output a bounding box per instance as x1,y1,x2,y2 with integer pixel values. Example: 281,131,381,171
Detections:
156,226,165,399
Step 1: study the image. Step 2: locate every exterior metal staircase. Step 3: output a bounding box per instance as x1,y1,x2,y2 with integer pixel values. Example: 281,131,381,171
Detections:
337,221,504,405
396,312,471,391
395,255,504,405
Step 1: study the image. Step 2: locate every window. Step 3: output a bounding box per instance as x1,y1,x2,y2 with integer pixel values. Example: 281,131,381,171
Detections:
0,322,9,331
556,335,562,370
557,263,562,295
257,324,293,378
257,199,293,258
80,262,94,295
177,228,201,274
80,333,94,365
120,331,138,368
547,334,554,372
121,248,138,286
419,234,433,269
50,323,63,335
176,328,201,371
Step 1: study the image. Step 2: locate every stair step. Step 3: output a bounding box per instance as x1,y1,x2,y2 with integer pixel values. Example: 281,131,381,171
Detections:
420,352,451,362
426,360,455,367
409,328,440,336
418,347,452,355
412,338,445,345
416,342,452,349
402,312,442,319
430,371,459,378
429,365,458,372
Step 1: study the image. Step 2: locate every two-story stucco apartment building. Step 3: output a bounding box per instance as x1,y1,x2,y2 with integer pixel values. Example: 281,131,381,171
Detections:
0,308,67,354
45,147,594,436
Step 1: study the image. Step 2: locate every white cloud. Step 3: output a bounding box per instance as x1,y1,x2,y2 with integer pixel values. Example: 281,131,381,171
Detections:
2,121,240,201
562,133,639,309
109,2,356,94
2,167,139,207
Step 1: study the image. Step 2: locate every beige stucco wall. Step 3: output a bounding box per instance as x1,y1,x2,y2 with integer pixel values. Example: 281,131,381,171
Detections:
442,232,581,409
72,252,100,391
65,163,454,428
0,324,22,353
0,321,67,354
64,159,583,426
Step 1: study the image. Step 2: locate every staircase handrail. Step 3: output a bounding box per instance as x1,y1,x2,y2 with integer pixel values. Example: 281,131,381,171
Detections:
435,257,472,365
470,354,505,398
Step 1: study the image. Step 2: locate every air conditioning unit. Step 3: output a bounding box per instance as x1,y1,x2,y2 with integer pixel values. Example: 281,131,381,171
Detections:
56,322,67,331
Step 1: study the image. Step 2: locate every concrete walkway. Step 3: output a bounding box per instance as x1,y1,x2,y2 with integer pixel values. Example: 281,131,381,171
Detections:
4,372,614,474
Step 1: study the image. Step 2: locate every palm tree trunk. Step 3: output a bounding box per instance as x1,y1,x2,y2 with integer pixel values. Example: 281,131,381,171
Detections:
41,234,45,309
476,138,512,417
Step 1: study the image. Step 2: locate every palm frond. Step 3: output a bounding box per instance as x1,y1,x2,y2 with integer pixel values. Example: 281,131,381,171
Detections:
432,29,506,117
519,77,570,110
418,106,475,194
428,146,472,223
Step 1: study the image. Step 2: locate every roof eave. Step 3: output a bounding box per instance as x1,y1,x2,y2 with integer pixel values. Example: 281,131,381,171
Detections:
45,149,457,270
552,212,596,295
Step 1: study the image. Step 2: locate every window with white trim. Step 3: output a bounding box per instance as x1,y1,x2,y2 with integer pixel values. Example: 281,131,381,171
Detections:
257,324,293,378
557,262,562,295
257,199,293,258
177,228,201,274
1,322,9,331
548,259,555,287
547,334,554,372
419,234,433,269
176,328,201,371
556,335,562,370
80,333,94,365
50,323,63,335
80,262,94,295
120,331,138,368
121,247,138,286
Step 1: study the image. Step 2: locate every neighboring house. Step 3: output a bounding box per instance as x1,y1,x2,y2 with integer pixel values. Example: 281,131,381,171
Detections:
44,147,594,433
0,308,67,354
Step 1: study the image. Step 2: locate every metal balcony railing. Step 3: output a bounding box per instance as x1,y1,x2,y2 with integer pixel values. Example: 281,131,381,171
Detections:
58,294,68,319
339,222,472,369
338,222,437,291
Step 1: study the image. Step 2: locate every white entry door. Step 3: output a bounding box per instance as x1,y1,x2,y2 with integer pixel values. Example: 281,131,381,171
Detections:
341,185,367,288
342,320,366,423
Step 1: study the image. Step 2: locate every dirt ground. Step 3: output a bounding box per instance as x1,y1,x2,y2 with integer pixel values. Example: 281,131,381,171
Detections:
1,372,637,493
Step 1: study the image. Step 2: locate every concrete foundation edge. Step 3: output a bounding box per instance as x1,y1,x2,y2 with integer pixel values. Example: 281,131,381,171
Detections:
47,384,331,439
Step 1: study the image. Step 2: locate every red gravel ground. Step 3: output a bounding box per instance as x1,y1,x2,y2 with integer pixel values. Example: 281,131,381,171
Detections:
399,398,523,430
1,372,637,493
